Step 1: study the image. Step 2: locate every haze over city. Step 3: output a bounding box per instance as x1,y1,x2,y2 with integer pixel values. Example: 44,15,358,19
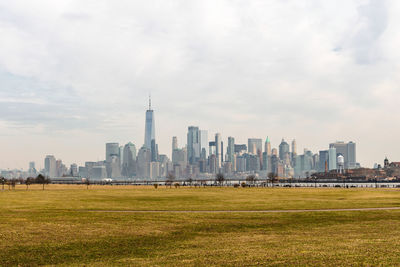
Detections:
1,0,400,169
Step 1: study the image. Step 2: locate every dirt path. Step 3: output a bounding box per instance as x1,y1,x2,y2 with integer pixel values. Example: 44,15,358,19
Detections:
83,207,400,213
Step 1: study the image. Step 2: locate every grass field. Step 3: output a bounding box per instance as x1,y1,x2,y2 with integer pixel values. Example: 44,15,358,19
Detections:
1,185,400,266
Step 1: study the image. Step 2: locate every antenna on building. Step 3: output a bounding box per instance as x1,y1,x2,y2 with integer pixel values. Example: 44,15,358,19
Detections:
149,93,152,110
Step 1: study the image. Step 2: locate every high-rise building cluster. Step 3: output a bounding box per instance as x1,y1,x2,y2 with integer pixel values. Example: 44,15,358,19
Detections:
9,98,359,180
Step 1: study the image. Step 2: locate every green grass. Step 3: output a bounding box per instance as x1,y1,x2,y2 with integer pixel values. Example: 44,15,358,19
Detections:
1,185,400,266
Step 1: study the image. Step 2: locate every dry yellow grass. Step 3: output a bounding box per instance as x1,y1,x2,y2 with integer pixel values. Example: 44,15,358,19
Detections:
1,185,400,265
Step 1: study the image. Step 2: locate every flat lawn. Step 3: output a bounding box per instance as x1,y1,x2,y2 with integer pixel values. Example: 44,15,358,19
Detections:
1,185,400,266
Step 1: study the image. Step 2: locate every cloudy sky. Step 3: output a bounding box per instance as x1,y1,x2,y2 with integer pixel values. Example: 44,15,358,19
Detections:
0,0,399,170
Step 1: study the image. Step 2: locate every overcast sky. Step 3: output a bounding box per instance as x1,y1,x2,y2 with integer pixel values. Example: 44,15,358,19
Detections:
0,0,399,170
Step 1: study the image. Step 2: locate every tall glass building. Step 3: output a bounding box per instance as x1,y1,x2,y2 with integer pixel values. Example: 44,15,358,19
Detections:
187,126,200,164
144,97,155,150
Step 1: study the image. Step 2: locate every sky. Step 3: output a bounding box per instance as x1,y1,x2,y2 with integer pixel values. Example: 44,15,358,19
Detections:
0,0,399,170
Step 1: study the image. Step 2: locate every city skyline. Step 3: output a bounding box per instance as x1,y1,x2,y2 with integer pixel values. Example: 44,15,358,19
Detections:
1,1,400,169
0,97,383,171
4,100,360,181
0,98,385,171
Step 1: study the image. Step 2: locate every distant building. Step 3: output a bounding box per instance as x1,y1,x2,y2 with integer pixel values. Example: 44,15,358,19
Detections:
149,161,160,179
215,133,222,169
199,130,208,160
246,154,260,172
234,144,247,154
122,142,137,177
92,166,107,180
70,163,78,177
105,143,120,163
144,97,156,150
172,147,187,166
262,152,270,172
265,137,271,155
329,141,357,169
172,136,178,151
28,162,37,176
328,147,337,171
248,138,262,155
137,146,151,178
227,137,235,163
319,150,329,172
279,139,290,161
187,126,200,164
44,155,56,178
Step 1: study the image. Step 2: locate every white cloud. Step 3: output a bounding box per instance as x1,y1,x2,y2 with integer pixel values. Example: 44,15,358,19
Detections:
0,0,399,169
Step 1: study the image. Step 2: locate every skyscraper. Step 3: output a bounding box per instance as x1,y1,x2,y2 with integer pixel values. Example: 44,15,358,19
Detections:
318,150,329,172
328,147,337,171
151,139,158,162
137,146,151,178
144,96,155,150
329,141,357,169
105,143,121,178
347,142,356,169
227,137,235,163
215,133,222,168
291,139,297,155
122,142,137,177
187,126,200,164
45,155,56,177
105,143,120,163
44,155,56,177
172,136,178,151
199,130,208,160
248,138,262,154
279,139,290,161
265,137,271,155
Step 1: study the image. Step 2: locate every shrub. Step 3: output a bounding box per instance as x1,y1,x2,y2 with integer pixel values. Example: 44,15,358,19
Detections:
233,183,240,188
241,182,247,188
153,184,158,189
174,182,180,188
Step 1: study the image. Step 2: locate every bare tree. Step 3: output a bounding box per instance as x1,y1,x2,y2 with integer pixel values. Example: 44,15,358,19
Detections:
11,179,16,190
25,177,32,190
36,174,50,190
165,172,175,188
85,178,90,190
215,173,225,187
268,172,278,186
1,177,5,191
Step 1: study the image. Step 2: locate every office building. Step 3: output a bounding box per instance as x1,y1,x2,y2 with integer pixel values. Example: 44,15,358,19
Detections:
279,139,290,161
144,97,156,150
199,130,208,160
137,146,151,178
328,147,337,171
215,133,222,168
187,126,200,164
248,138,262,154
172,136,178,151
70,163,78,177
105,143,120,163
44,155,56,177
329,141,357,169
234,144,247,154
265,137,271,155
319,150,329,172
122,142,137,177
227,137,235,163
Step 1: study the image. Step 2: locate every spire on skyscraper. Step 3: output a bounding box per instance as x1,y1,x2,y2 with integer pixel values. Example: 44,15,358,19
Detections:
148,94,152,110
144,97,155,149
